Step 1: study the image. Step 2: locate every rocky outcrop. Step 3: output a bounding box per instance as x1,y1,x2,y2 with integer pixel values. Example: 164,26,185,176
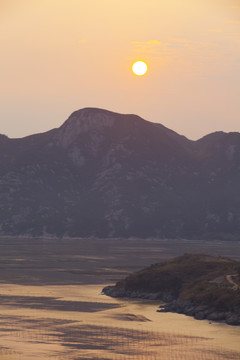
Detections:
102,285,175,302
103,285,240,326
102,254,240,326
158,300,240,326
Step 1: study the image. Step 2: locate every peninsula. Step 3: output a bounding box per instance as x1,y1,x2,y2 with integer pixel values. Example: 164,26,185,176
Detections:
103,254,240,325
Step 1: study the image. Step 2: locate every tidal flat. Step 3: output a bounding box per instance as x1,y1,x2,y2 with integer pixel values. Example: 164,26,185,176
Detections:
0,237,240,360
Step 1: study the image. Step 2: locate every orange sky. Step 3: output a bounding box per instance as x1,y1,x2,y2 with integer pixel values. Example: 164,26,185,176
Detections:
1,0,240,139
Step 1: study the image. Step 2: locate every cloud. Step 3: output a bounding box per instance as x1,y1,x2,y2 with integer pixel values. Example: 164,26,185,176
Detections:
169,38,215,49
79,39,87,44
131,40,168,46
131,38,215,53
130,37,220,71
130,39,172,57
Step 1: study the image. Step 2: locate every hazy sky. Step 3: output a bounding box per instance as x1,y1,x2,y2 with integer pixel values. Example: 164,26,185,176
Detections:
1,0,240,140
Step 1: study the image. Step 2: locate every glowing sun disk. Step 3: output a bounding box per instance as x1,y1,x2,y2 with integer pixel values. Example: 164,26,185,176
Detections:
132,61,148,76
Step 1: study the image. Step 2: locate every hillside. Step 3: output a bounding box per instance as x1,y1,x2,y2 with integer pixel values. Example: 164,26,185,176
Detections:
0,108,240,238
103,254,240,325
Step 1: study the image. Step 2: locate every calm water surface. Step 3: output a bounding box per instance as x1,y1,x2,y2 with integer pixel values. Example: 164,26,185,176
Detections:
0,237,239,359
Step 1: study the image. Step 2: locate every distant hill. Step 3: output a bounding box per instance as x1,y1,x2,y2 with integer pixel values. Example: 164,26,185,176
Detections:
0,107,240,238
103,254,240,325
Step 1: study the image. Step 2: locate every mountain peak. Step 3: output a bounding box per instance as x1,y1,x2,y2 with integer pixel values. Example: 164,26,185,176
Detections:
54,108,116,148
54,107,150,148
0,107,240,238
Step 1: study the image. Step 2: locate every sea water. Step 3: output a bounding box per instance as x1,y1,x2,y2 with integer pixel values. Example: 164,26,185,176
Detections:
0,237,239,360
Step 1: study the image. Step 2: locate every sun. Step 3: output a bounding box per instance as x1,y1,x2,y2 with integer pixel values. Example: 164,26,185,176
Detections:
132,60,148,76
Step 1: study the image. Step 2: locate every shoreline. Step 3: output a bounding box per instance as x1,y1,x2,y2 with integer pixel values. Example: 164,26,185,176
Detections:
102,285,240,326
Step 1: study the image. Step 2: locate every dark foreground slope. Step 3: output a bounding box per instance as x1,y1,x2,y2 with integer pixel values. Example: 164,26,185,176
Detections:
0,107,240,238
103,254,240,325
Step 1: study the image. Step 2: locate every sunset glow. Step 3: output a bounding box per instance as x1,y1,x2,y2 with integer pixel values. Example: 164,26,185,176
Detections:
132,61,148,76
0,0,240,139
0,2,240,359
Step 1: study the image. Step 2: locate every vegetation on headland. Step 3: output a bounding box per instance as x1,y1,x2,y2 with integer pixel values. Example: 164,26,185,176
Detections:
103,254,240,325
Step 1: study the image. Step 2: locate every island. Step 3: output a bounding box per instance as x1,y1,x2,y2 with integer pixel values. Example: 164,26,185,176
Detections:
103,254,240,325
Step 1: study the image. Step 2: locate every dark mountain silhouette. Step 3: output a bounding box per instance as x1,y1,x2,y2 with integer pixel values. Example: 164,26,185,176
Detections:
0,107,240,238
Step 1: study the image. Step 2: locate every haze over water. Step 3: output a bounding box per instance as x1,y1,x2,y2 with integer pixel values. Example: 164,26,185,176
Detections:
0,237,239,359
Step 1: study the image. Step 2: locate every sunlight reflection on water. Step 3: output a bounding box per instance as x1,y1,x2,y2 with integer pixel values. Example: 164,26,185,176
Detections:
0,237,239,359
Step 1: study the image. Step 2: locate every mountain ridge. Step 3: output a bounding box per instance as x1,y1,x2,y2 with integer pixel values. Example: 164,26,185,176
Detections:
1,107,238,142
0,107,240,238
